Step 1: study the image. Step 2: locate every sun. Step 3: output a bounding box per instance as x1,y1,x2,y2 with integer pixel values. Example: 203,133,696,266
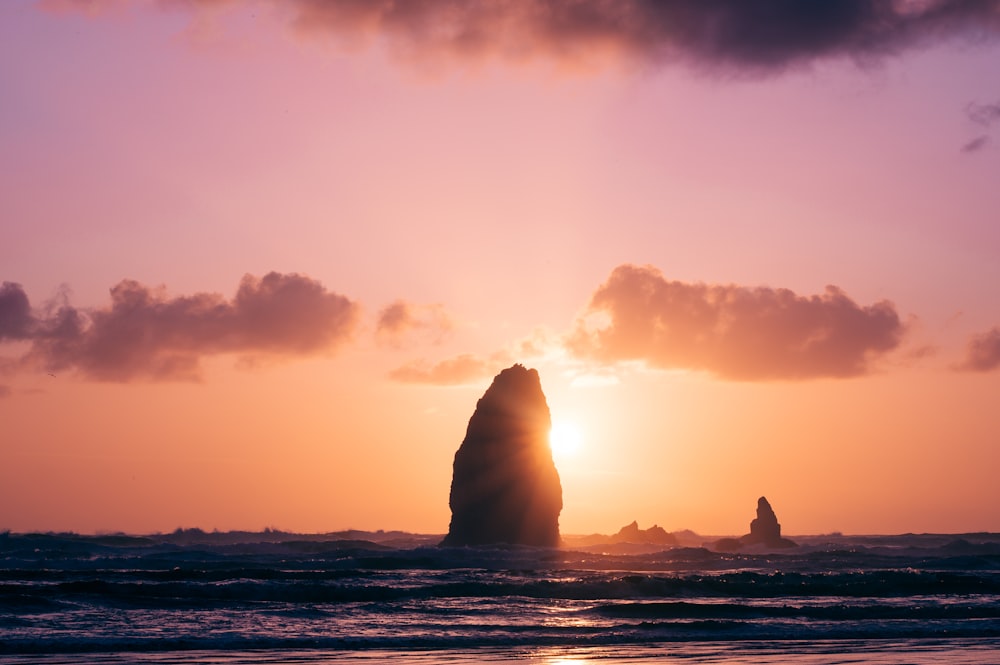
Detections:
548,420,583,462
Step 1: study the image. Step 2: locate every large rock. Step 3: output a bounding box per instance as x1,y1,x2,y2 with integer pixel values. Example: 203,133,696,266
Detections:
713,496,797,550
744,496,784,546
441,364,562,547
613,521,678,546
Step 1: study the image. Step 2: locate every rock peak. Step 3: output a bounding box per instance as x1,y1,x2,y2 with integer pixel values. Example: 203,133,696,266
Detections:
712,495,797,551
748,496,781,542
441,364,562,547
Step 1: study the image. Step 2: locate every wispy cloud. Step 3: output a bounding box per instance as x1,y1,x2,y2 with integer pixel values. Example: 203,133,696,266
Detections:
957,326,1000,372
386,328,560,386
567,264,905,381
1,273,359,382
961,135,991,153
966,100,1000,127
389,351,513,386
375,300,452,348
53,0,1000,72
962,100,1000,152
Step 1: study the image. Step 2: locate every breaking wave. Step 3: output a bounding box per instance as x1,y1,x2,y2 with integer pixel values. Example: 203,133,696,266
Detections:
2,531,999,655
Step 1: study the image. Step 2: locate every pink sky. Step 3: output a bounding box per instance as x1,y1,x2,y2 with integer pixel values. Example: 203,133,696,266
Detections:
2,0,1000,536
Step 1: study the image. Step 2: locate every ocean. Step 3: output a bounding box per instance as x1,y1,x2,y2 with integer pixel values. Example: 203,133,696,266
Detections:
2,530,999,663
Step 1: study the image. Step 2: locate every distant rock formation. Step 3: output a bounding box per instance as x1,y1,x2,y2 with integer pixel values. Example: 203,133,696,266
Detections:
561,522,680,551
713,496,797,551
613,521,678,546
441,364,562,547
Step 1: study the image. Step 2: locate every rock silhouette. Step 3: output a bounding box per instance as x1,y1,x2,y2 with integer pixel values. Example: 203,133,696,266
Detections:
745,496,781,545
441,364,562,547
613,521,678,546
714,496,797,551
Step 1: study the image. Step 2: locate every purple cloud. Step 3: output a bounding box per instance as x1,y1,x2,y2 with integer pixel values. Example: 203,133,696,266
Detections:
961,135,991,153
568,264,905,380
56,0,1000,72
3,273,359,382
958,327,1000,372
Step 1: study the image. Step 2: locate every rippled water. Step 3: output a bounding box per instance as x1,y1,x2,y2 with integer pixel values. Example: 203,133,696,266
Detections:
2,531,999,662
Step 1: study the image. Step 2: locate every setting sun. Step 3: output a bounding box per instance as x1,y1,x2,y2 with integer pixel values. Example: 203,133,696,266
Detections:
549,420,584,462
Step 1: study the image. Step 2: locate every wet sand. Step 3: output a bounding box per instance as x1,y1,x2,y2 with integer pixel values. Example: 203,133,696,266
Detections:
5,639,1000,665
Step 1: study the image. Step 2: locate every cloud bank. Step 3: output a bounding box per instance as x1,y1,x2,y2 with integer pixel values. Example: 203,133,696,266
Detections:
284,0,1000,71
1,273,359,381
567,264,904,380
55,0,1000,72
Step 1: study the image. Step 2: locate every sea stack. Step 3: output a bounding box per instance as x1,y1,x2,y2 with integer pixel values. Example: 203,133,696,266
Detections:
744,496,783,545
441,364,562,547
713,496,797,550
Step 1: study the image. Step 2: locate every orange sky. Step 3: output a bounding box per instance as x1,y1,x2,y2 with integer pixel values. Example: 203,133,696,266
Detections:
2,0,1000,536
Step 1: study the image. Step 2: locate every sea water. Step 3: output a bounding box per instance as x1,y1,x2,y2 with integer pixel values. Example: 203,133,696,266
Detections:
2,531,999,663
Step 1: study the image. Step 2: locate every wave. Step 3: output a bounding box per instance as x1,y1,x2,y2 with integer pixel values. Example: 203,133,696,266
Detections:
4,568,999,609
592,599,1000,621
2,531,1000,655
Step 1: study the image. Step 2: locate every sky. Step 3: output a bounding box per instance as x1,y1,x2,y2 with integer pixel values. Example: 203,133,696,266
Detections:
2,0,1000,537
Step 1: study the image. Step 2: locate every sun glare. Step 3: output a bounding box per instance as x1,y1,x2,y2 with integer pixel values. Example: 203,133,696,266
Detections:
549,420,583,462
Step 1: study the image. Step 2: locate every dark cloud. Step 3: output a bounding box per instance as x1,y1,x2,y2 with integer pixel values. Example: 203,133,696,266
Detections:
966,100,1000,127
4,273,359,382
567,264,905,380
389,351,512,386
0,384,10,399
957,326,1000,371
961,135,991,152
59,0,1000,72
288,0,1000,71
375,300,452,348
0,282,34,340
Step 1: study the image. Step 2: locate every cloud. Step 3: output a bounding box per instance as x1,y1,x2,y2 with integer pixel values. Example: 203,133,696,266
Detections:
61,0,1000,72
961,135,991,152
386,328,561,386
567,264,905,380
0,282,34,340
966,100,1000,127
3,272,359,382
290,0,1000,71
901,343,938,362
389,351,513,386
0,385,10,399
375,300,452,348
957,326,1000,371
962,101,1000,152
